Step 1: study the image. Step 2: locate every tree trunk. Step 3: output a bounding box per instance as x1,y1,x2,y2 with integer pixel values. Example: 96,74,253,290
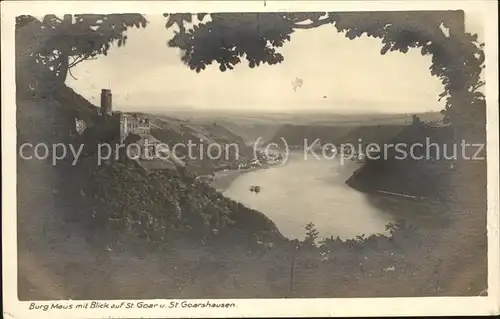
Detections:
56,14,73,86
58,52,69,85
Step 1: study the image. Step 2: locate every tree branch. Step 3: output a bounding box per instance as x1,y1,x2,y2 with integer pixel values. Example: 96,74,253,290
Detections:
68,67,78,80
470,81,485,92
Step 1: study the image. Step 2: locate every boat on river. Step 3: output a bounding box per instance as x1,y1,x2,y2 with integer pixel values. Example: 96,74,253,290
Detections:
249,185,261,193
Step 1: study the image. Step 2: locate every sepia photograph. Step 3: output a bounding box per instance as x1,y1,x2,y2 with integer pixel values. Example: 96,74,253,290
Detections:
2,0,499,318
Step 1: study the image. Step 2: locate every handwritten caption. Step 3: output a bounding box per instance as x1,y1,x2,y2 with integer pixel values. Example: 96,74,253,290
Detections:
28,300,237,312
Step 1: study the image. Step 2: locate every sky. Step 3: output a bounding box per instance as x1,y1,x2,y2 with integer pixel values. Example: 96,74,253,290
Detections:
67,13,483,114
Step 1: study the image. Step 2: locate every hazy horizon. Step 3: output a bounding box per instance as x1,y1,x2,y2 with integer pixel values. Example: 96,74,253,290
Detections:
67,13,483,115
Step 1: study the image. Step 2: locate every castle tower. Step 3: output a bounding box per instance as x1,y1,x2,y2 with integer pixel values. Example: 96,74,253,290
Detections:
100,89,112,116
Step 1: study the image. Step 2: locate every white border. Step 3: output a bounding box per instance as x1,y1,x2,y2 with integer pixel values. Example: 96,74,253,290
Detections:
2,1,499,318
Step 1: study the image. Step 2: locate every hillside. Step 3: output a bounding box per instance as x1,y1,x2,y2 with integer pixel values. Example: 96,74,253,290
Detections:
345,124,456,199
63,155,282,247
162,111,442,146
148,116,255,174
214,120,282,145
17,85,284,251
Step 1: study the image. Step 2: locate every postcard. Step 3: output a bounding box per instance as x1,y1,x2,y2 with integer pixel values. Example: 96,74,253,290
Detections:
2,1,499,318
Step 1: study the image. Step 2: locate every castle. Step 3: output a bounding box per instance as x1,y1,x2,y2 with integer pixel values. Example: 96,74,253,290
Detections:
97,89,151,142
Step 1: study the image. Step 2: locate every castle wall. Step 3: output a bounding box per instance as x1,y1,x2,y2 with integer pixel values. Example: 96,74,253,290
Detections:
120,115,129,142
96,89,153,142
120,114,151,138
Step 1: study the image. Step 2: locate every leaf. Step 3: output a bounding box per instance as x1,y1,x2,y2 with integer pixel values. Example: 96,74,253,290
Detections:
380,42,391,55
437,91,448,102
197,13,207,22
165,17,176,28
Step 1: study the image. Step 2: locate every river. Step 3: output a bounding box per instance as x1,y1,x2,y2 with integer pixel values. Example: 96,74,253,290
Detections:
216,152,394,240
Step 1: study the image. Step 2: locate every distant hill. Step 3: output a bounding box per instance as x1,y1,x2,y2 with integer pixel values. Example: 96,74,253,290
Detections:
215,120,281,145
267,123,408,149
146,116,254,174
151,109,443,126
264,111,444,149
156,110,443,146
